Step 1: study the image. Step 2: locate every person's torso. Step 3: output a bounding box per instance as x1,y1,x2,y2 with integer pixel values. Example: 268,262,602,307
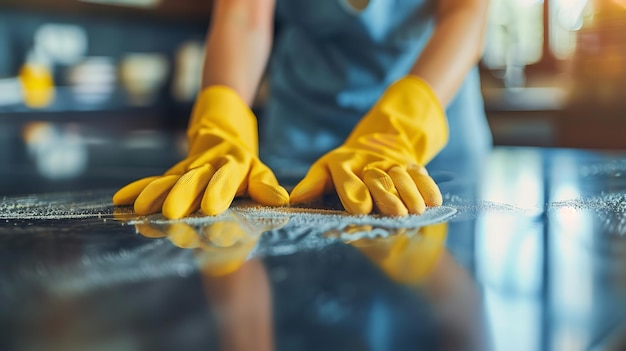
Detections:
263,0,491,178
271,0,434,115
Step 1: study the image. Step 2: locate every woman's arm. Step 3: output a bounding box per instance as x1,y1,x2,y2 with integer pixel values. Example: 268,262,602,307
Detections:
202,0,276,105
409,0,489,106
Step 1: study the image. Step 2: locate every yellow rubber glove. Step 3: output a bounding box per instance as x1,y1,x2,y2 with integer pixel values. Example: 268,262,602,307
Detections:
113,86,289,219
290,76,448,216
349,223,448,285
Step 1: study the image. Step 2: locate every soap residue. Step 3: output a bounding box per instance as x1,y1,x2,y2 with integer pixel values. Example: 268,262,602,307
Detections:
441,193,537,219
549,192,626,236
0,191,113,220
0,190,530,222
125,203,458,255
580,160,626,178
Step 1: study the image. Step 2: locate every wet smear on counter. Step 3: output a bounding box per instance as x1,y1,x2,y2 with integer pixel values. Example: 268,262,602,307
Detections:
129,203,458,230
125,202,458,256
441,193,538,220
3,239,196,298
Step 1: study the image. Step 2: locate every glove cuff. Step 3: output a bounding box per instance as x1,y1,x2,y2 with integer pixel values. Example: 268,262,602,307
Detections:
381,75,447,129
187,85,258,152
347,75,449,165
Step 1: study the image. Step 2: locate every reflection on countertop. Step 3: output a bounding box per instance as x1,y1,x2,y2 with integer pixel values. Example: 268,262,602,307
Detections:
0,124,187,196
1,147,625,351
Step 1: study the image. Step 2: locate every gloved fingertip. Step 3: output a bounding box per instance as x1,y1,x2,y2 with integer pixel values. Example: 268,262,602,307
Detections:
407,206,426,216
289,179,323,204
133,175,179,215
420,183,443,207
427,193,443,207
134,201,161,216
403,194,426,215
162,193,201,220
340,195,373,215
162,168,209,219
413,203,426,215
200,198,231,217
162,207,184,220
112,191,131,206
112,176,160,205
249,182,290,207
408,168,443,207
343,203,373,216
289,163,331,204
375,201,409,217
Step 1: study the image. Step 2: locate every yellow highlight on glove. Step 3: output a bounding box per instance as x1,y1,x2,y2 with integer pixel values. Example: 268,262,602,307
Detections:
290,76,448,216
113,86,289,218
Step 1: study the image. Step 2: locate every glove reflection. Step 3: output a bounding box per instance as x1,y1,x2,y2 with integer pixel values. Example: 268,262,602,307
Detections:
332,223,448,285
117,208,289,277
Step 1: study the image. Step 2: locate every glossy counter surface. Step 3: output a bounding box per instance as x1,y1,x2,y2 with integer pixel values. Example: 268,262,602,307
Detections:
1,147,625,351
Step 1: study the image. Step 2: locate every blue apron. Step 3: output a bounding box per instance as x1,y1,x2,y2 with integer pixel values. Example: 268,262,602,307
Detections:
261,0,492,179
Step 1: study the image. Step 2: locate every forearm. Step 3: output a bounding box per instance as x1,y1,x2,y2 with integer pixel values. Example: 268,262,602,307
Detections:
409,0,489,106
202,0,275,105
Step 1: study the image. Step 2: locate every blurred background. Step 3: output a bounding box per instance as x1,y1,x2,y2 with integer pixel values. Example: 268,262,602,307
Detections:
0,0,625,196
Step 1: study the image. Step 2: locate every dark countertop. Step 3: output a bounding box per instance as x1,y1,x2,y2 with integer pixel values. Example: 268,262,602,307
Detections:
1,147,625,351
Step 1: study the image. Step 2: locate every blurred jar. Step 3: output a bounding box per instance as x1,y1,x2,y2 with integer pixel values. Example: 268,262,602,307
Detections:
22,122,88,180
119,53,169,106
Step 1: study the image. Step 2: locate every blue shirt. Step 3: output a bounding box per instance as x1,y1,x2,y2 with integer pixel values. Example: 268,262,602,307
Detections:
261,0,492,178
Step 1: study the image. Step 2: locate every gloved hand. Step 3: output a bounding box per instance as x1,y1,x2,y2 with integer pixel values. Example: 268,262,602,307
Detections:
113,86,289,219
290,76,448,216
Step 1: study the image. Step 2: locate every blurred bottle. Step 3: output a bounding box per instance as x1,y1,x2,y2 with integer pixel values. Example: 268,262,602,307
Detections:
18,52,55,109
172,41,203,102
